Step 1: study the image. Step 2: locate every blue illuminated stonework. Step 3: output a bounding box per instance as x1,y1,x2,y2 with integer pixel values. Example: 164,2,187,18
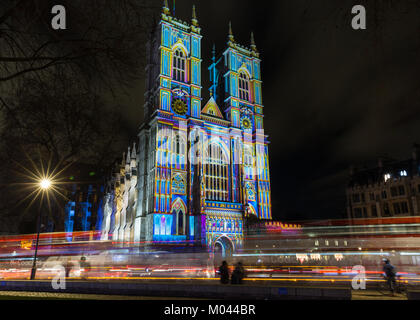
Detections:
101,4,272,253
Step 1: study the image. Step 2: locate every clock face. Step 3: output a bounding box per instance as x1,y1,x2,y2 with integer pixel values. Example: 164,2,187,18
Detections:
241,117,252,130
172,99,188,115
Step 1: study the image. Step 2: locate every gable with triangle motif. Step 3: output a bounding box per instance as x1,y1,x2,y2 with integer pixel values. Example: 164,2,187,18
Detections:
201,97,224,119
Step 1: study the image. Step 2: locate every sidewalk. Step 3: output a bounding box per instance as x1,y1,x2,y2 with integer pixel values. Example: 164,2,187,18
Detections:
352,290,407,300
0,280,351,300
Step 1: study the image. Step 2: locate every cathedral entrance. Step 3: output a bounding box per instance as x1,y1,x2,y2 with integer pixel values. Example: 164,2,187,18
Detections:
213,236,234,265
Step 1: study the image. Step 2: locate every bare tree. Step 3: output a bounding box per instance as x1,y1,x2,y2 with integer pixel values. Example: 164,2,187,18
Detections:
0,0,161,232
0,0,158,88
0,70,127,230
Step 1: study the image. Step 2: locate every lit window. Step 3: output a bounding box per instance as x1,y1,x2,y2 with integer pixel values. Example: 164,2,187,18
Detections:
384,174,391,182
205,143,229,202
172,135,186,156
344,241,348,246
325,240,329,246
400,170,408,177
172,49,186,82
244,145,254,179
315,240,319,246
238,72,250,101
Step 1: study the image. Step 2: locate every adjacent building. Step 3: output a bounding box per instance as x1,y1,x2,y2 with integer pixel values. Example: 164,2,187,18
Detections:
346,144,420,219
64,164,104,234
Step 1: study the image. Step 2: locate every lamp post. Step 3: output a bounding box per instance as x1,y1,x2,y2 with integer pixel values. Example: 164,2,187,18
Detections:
30,178,52,280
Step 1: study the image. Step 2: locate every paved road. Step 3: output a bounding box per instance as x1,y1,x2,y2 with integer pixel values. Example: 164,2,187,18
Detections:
0,290,408,300
0,291,202,300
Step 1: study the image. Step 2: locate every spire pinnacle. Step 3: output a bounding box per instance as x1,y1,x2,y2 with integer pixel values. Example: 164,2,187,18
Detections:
163,0,170,15
250,32,257,52
126,147,131,164
131,142,137,159
192,5,198,26
228,21,235,43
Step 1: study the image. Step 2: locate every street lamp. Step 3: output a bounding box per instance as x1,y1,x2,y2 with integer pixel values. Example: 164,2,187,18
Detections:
30,178,52,280
40,179,52,190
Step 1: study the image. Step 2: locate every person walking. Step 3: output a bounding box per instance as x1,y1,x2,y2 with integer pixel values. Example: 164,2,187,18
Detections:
218,261,230,284
79,256,91,280
231,262,245,285
382,258,397,296
64,258,73,278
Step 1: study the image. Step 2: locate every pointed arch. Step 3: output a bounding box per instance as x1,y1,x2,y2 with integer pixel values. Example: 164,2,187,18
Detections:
247,204,258,217
171,198,187,235
237,64,251,78
171,41,189,57
214,236,235,258
204,137,230,162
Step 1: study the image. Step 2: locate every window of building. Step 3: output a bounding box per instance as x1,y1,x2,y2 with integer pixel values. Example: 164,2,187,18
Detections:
383,203,391,216
172,134,186,156
401,202,409,214
315,240,319,246
244,145,254,179
371,205,378,217
381,191,388,199
361,193,366,202
393,203,401,215
205,143,229,202
238,72,250,101
354,208,362,218
352,194,361,203
398,186,405,196
172,49,186,82
418,185,420,193
384,174,391,182
363,207,367,217
391,187,398,197
400,170,408,177
369,193,375,201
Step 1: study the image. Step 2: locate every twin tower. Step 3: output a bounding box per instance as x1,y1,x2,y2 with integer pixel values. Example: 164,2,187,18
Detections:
101,2,272,253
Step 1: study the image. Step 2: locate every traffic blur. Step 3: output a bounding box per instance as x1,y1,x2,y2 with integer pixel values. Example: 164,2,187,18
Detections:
0,220,419,289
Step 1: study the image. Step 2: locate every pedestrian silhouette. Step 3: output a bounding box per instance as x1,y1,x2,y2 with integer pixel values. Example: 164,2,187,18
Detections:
80,256,91,280
218,261,230,284
231,262,245,284
64,258,73,278
382,258,397,295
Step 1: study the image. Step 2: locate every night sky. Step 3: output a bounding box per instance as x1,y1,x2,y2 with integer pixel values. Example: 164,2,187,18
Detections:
113,0,420,221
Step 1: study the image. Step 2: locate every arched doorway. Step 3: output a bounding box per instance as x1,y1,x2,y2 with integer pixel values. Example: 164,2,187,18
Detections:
213,236,234,265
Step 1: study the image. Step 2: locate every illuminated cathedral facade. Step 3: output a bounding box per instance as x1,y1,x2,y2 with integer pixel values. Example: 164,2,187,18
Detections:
101,2,272,253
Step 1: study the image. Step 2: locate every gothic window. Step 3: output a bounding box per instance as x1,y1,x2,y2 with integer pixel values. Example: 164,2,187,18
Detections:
205,143,229,202
174,135,180,154
244,145,254,179
173,49,186,82
172,134,186,156
239,72,250,101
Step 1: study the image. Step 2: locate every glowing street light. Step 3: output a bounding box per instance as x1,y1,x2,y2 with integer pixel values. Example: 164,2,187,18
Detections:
31,176,53,280
40,178,52,190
